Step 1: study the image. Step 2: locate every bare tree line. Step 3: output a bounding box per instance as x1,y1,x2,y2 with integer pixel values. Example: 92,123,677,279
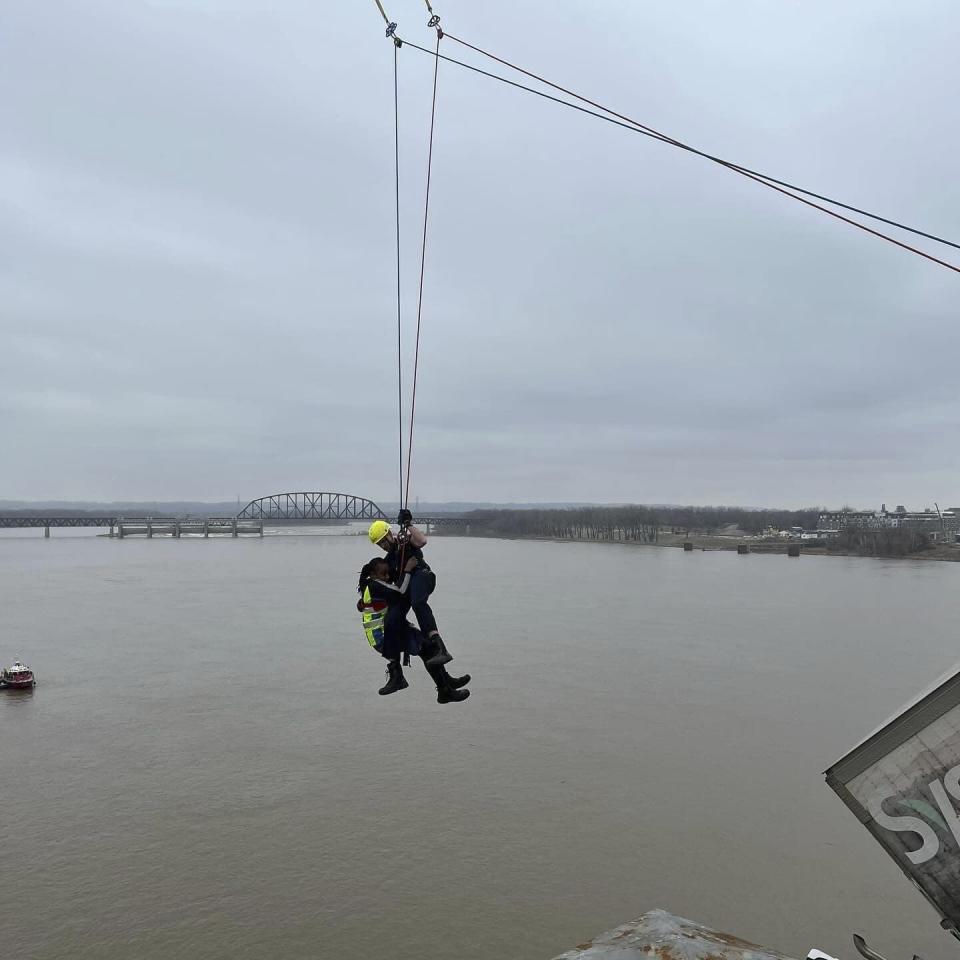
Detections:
831,527,931,557
463,505,821,542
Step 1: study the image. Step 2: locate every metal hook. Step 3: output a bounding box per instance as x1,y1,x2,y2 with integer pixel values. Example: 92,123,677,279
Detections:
853,935,888,960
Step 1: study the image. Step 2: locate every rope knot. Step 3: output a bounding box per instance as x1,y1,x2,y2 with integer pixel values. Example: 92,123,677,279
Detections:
428,14,442,37
385,21,398,37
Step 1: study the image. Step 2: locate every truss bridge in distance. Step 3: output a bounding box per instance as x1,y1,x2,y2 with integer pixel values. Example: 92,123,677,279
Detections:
0,492,480,537
236,492,477,530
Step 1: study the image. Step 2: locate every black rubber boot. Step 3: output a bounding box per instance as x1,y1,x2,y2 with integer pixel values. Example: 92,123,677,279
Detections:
437,683,470,704
424,662,469,704
424,635,453,668
378,660,409,696
444,670,471,690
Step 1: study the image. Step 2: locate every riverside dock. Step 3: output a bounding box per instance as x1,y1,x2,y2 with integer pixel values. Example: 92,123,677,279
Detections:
0,516,263,538
113,518,263,538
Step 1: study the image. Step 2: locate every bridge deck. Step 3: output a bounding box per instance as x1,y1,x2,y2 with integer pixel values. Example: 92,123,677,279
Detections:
1,491,483,530
0,515,477,530
0,517,116,528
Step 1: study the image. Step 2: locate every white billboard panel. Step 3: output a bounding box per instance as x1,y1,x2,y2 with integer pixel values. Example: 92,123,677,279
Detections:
826,666,960,936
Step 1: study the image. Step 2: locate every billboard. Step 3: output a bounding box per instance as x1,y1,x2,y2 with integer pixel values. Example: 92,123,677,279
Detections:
826,665,960,937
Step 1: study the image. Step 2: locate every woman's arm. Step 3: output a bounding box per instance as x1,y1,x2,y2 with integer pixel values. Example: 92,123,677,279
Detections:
368,574,411,601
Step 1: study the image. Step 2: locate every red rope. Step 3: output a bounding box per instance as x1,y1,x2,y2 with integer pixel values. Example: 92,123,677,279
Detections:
403,32,442,509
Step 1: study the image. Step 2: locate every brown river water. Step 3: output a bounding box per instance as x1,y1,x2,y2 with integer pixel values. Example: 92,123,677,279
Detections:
2,529,958,960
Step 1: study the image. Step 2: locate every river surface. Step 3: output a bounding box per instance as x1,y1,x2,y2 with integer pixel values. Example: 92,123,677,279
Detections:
2,530,958,960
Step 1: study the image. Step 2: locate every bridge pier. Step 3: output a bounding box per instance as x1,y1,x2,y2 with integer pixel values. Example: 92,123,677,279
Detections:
44,524,50,539
70,517,264,538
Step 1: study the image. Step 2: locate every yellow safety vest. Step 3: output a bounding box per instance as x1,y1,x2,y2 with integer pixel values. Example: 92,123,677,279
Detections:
361,586,386,650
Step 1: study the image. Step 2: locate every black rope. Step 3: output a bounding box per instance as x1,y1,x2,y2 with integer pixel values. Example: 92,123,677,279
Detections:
395,36,960,274
445,33,960,254
393,42,404,508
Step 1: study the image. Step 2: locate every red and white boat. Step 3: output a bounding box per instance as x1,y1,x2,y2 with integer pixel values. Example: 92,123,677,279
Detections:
2,660,35,689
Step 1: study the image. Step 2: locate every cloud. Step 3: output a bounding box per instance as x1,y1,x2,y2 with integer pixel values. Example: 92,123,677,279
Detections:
1,0,957,506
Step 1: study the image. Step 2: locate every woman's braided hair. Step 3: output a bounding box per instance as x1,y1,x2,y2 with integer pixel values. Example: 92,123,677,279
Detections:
357,556,386,593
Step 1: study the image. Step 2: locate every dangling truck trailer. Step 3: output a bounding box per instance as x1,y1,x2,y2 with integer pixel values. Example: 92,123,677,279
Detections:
826,664,960,942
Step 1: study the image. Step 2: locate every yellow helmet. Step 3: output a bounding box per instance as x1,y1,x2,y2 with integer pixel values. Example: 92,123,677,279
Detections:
368,520,391,544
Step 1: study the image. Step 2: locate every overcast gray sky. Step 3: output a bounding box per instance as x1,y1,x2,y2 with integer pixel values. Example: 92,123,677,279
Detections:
2,0,957,508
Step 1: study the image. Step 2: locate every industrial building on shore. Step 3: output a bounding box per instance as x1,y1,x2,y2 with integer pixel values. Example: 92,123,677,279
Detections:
817,504,960,541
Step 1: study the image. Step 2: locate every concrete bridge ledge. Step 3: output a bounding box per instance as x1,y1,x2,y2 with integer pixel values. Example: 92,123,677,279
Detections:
552,910,798,960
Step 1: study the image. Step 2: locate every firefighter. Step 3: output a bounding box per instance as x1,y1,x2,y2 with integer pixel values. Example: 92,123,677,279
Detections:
357,556,470,703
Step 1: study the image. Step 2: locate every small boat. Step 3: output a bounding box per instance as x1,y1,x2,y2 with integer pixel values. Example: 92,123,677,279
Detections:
1,660,36,689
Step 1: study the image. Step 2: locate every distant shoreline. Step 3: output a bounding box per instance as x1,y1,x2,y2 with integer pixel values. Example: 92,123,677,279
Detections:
470,531,960,562
659,533,960,562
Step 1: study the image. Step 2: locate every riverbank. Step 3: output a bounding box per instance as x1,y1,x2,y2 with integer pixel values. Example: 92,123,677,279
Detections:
464,530,960,562
655,532,960,561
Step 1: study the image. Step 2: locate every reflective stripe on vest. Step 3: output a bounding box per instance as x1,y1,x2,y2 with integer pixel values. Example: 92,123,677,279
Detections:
361,585,386,649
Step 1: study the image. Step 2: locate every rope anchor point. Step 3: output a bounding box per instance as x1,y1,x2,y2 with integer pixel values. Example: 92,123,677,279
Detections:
427,14,443,37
